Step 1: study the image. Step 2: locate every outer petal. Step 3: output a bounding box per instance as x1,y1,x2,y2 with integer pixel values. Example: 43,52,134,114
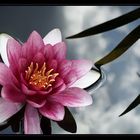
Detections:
1,84,25,103
0,33,13,66
24,104,41,134
58,60,93,86
0,62,18,86
64,70,77,87
7,38,22,78
43,28,62,45
50,87,93,107
71,69,101,89
7,38,22,66
53,42,66,61
71,60,93,79
39,101,64,121
0,98,22,123
58,60,72,78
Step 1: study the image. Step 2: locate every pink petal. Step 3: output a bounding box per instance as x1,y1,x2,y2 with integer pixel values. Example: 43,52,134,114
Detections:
47,59,57,72
58,60,92,86
21,31,44,63
53,77,64,89
22,84,37,95
64,70,77,87
21,42,35,63
53,42,66,61
0,98,22,123
27,94,46,108
27,31,44,49
39,101,64,121
52,83,66,94
18,58,28,73
43,44,54,60
43,28,62,45
1,84,25,103
58,60,72,78
24,104,41,134
0,63,18,86
38,87,52,95
20,73,28,87
0,33,13,66
58,60,92,81
71,60,93,79
50,87,93,107
7,38,22,72
7,38,22,79
32,52,45,67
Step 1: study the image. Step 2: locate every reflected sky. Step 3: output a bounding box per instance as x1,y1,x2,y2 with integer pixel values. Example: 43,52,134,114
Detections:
0,6,140,134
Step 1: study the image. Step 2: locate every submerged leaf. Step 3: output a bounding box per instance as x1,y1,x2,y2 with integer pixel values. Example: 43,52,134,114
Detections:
9,106,25,133
41,116,51,135
57,107,77,133
0,121,10,131
10,121,20,133
10,111,23,133
137,72,140,78
95,25,140,68
0,106,25,132
119,94,140,117
66,8,140,39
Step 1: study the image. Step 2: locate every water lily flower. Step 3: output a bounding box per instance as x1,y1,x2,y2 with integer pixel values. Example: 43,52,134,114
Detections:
0,29,100,134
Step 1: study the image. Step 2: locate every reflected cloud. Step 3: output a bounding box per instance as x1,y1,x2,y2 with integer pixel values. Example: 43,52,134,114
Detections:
58,6,140,134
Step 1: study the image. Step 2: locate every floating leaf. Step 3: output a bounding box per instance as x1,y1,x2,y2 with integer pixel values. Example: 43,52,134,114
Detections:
66,8,140,39
119,94,140,117
41,116,51,135
95,25,140,68
57,107,77,133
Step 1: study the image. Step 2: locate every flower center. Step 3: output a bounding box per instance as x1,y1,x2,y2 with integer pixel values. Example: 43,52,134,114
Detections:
25,62,59,90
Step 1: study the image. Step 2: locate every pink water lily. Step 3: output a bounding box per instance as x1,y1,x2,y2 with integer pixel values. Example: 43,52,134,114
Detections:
0,29,94,134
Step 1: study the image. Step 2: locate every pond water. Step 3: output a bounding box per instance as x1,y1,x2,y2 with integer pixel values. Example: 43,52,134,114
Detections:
0,6,140,134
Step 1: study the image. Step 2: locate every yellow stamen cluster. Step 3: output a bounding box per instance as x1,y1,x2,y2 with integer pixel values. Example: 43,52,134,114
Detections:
25,62,59,90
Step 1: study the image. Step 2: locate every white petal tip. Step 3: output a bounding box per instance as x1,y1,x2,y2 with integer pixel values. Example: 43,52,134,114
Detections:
0,33,13,66
43,28,62,45
71,69,101,89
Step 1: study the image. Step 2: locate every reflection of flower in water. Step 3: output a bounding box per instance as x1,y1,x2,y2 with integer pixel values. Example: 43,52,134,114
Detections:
0,29,94,134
